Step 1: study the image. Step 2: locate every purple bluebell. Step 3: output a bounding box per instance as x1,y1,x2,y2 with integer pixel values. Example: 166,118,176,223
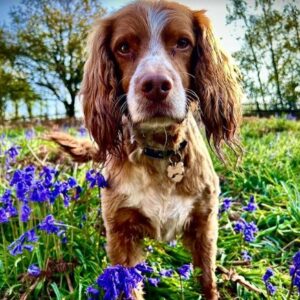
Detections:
28,264,41,277
5,145,21,164
86,286,100,300
219,198,232,214
234,218,258,242
241,250,252,261
78,126,87,136
135,262,153,274
21,204,31,222
0,208,9,223
7,229,39,256
146,245,153,253
96,264,143,300
86,170,108,189
26,229,39,243
290,251,300,293
265,282,277,295
160,269,173,277
243,221,258,242
38,214,65,235
68,177,77,188
148,278,160,287
286,113,296,121
243,195,257,213
293,251,300,269
168,240,177,247
40,166,58,187
234,219,245,233
25,128,35,140
262,268,277,295
177,264,193,280
263,268,274,282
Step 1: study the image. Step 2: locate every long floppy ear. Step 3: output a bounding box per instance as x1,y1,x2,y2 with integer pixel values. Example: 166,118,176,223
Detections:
80,18,122,162
193,11,242,157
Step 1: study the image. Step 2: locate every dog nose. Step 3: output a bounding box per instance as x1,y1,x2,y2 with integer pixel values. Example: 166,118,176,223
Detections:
141,74,172,102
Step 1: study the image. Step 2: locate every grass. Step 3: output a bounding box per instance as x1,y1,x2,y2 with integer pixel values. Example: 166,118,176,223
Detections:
0,117,299,300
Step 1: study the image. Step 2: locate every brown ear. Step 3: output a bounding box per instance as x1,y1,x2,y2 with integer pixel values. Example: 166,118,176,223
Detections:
80,18,122,162
193,11,242,157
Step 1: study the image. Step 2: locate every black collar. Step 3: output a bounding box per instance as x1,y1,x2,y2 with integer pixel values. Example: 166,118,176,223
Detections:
142,140,188,159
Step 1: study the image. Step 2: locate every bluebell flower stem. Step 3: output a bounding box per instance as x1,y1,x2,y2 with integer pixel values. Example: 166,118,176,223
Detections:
179,276,185,300
1,225,8,278
287,268,297,300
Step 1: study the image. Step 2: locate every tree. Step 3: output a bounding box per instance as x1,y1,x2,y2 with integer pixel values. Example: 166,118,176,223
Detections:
2,0,106,117
227,0,268,111
0,29,40,121
227,0,300,112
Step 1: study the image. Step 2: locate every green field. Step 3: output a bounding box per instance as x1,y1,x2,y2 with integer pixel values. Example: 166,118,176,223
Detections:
0,117,299,300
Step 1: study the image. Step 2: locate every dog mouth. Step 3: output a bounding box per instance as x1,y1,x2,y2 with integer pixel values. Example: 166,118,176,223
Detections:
135,100,186,124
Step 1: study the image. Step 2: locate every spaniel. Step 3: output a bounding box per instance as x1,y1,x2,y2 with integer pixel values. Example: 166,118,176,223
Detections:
50,1,242,299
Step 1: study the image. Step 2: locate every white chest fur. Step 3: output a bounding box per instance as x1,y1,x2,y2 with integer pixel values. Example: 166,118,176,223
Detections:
118,166,196,241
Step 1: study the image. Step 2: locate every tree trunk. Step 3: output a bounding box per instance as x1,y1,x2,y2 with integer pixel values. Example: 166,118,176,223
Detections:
261,0,284,109
64,101,75,118
246,32,267,110
26,102,33,119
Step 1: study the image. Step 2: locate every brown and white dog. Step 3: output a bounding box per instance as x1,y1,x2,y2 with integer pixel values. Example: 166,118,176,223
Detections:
50,1,242,299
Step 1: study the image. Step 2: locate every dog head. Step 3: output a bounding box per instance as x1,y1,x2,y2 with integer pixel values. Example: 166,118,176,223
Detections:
81,0,242,161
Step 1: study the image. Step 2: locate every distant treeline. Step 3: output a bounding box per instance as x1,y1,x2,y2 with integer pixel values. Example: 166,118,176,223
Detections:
227,0,300,113
0,0,299,122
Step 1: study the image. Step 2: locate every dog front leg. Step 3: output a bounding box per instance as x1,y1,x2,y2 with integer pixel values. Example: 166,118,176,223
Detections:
105,207,155,300
183,203,219,300
106,207,154,266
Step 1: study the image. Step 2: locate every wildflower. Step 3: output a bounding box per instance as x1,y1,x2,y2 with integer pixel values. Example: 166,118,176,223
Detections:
290,251,300,294
38,214,65,235
160,269,173,277
265,282,277,295
21,204,31,222
86,286,100,300
146,245,153,253
96,264,143,300
135,262,153,274
262,268,274,282
244,221,258,242
7,229,38,256
168,240,177,247
86,170,108,189
177,264,193,280
219,198,232,214
241,250,252,261
40,166,58,187
28,264,41,277
25,128,35,140
26,229,39,243
234,219,245,233
68,177,77,188
286,113,296,121
243,195,257,213
0,208,9,223
78,125,87,136
293,251,300,269
148,278,160,287
5,145,21,163
234,218,258,242
262,268,276,295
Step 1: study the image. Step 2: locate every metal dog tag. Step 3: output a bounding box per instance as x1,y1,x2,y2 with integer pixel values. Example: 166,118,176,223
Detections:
167,153,184,183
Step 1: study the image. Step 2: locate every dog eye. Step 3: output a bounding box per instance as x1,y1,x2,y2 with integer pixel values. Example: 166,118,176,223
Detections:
118,42,131,54
176,38,190,49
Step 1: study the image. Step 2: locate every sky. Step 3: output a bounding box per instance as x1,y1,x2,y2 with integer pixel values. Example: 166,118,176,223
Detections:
0,0,242,118
0,0,242,53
